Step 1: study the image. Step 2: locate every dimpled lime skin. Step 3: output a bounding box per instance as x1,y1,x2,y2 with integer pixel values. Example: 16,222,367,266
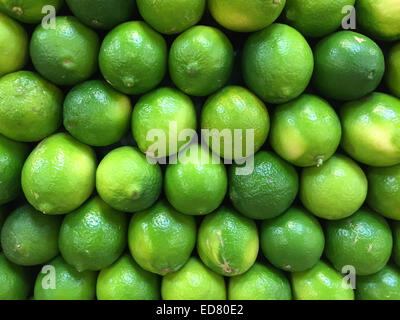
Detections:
96,146,162,213
165,144,227,216
270,94,341,167
197,206,259,277
300,154,368,220
260,206,325,272
1,204,61,266
0,134,29,205
0,0,64,23
387,43,400,98
291,260,354,300
229,151,299,220
393,222,400,267
201,86,270,160
242,23,314,104
63,80,132,147
131,87,197,158
169,26,234,97
30,16,100,86
228,262,292,300
21,133,97,215
59,196,128,272
313,31,385,101
340,93,400,167
325,208,393,276
137,0,205,35
161,257,226,300
208,0,286,33
99,21,167,95
34,256,97,300
0,71,63,142
128,200,196,276
0,252,31,300
97,254,160,300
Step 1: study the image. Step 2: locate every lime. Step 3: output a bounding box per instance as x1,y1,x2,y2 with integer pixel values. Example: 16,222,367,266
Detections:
0,12,27,77
300,154,368,220
30,16,99,86
313,31,385,101
165,144,227,215
96,146,162,213
0,71,63,142
387,43,400,98
161,257,226,300
325,208,393,276
59,196,127,272
208,0,286,33
63,80,132,147
0,134,29,205
97,254,160,300
197,206,258,277
131,87,197,158
66,0,135,30
0,0,64,23
260,206,324,272
0,206,6,231
270,94,341,167
356,0,400,41
291,260,354,300
137,0,205,35
169,25,234,97
99,21,167,95
128,200,196,275
34,256,97,300
367,164,400,220
21,133,97,215
340,93,400,167
229,151,299,220
201,86,270,160
393,221,400,267
228,262,291,300
1,204,61,266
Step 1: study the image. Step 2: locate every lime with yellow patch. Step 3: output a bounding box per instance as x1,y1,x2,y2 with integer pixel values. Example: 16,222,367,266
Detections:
387,43,400,98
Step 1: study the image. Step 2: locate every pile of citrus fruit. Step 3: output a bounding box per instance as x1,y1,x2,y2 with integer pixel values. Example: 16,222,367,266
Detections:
1,0,400,301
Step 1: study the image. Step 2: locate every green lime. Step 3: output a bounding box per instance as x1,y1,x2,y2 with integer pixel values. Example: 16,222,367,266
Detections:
128,200,196,275
1,204,61,266
34,256,97,300
387,43,400,98
97,253,160,300
161,257,226,300
131,87,197,158
229,151,299,220
137,0,205,35
313,31,385,101
340,93,400,167
284,0,355,38
59,196,127,272
96,146,162,213
260,206,324,272
393,221,400,267
0,12,27,77
0,134,29,205
197,206,259,277
325,208,393,276
0,0,64,23
356,0,400,41
242,23,314,104
270,94,341,167
0,71,63,142
291,260,354,300
99,21,167,95
169,25,234,97
165,144,227,215
201,86,270,160
21,133,97,215
63,80,132,147
300,154,368,220
66,0,135,30
228,262,291,300
0,252,31,300
30,16,99,86
208,0,286,32
0,206,6,231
